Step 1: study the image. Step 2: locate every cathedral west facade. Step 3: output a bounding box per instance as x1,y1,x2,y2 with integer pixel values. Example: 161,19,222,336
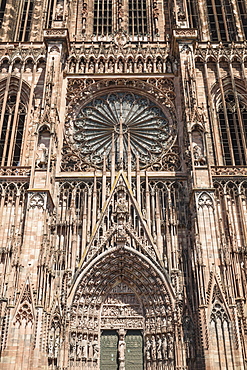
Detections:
0,0,247,369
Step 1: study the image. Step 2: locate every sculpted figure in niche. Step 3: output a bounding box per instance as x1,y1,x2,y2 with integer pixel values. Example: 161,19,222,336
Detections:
147,60,153,73
118,60,124,73
127,60,133,73
81,334,88,359
93,335,99,360
146,337,151,360
118,331,126,369
88,335,94,360
192,130,206,165
165,58,172,73
55,3,63,20
79,59,85,73
70,332,77,359
36,143,48,169
162,334,168,360
151,335,156,361
108,60,114,73
167,333,174,360
137,60,143,73
157,335,162,360
98,61,105,73
88,60,94,73
76,333,83,359
69,60,76,73
192,142,206,166
157,60,163,73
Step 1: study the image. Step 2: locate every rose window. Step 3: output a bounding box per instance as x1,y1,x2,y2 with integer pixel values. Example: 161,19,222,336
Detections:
69,92,175,169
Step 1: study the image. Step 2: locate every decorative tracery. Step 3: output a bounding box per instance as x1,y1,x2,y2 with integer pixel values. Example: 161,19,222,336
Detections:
66,92,175,170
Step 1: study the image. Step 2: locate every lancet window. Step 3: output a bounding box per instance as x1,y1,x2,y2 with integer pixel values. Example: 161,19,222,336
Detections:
128,0,148,36
93,0,113,36
0,0,6,28
93,0,150,37
0,93,27,167
186,0,199,28
206,0,236,42
46,0,55,28
16,0,34,41
217,93,247,165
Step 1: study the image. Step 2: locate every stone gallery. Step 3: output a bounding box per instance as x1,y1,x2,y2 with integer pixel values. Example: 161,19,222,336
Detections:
0,0,247,369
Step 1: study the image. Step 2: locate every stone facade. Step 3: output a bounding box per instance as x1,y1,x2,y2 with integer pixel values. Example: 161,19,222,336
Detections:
0,0,247,369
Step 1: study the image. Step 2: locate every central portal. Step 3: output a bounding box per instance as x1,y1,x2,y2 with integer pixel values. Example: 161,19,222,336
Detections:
100,330,143,370
100,283,144,369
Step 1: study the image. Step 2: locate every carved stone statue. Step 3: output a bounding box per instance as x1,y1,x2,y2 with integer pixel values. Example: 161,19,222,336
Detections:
118,60,124,73
88,61,94,73
151,335,156,361
108,60,114,73
167,333,174,360
36,143,48,169
127,60,133,73
147,60,153,73
118,330,126,369
81,334,88,359
98,61,104,73
137,60,143,73
157,60,163,73
162,334,168,360
146,337,151,360
55,3,63,20
156,335,162,360
192,142,206,166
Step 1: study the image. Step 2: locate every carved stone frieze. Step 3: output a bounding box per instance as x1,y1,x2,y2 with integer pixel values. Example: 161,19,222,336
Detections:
211,166,247,177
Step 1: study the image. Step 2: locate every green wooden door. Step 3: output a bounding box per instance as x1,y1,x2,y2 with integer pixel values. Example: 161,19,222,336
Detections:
100,330,118,370
125,330,143,370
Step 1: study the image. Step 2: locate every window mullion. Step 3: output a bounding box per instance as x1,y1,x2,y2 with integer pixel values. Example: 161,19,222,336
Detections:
0,64,13,138
216,62,235,165
211,0,222,41
1,111,12,166
21,0,30,42
229,62,247,164
220,0,230,41
7,66,24,166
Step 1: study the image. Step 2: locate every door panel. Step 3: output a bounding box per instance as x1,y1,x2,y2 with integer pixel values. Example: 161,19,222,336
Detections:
100,330,118,370
125,330,143,370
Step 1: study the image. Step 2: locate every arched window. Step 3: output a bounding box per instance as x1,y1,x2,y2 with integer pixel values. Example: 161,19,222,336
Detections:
129,0,148,36
93,0,113,36
0,95,26,166
0,0,6,28
17,0,34,42
206,0,236,42
217,92,247,165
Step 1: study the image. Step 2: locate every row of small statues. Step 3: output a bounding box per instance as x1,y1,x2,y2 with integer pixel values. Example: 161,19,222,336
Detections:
68,57,178,74
0,61,45,74
146,333,174,362
69,333,99,361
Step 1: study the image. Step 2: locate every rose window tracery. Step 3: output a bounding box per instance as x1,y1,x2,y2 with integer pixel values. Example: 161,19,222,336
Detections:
68,92,175,170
